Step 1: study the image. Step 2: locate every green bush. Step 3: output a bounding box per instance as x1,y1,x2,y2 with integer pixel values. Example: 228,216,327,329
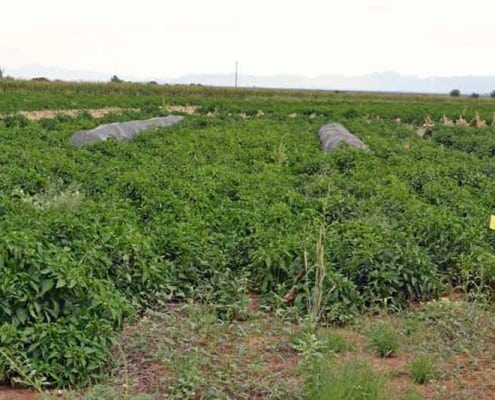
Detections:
326,221,440,308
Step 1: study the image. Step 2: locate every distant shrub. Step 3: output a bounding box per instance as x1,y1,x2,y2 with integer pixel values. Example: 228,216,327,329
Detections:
110,75,123,83
31,77,49,82
449,89,461,97
490,90,495,98
470,92,479,98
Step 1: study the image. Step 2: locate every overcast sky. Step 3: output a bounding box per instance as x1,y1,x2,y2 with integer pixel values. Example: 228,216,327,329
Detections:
2,0,495,79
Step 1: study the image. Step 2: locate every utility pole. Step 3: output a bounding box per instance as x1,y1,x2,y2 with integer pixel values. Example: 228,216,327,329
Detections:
235,61,238,88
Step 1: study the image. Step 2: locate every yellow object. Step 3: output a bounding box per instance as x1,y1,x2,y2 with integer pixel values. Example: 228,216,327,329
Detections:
490,215,495,230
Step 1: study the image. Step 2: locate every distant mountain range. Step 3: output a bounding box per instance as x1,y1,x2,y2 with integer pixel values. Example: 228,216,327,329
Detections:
6,64,495,95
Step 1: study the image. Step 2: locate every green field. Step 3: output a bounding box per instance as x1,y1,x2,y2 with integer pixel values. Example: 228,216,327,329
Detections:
1,80,495,399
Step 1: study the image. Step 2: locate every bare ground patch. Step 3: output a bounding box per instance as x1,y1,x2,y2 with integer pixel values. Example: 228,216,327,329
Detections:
3,299,495,399
0,388,40,400
1,105,200,121
0,107,137,121
163,105,200,115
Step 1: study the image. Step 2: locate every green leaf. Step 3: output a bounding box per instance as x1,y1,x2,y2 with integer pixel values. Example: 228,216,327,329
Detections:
41,279,54,296
15,307,28,325
56,279,66,289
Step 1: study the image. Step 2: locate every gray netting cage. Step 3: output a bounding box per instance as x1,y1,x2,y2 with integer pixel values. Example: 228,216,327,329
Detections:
319,123,368,152
71,116,184,146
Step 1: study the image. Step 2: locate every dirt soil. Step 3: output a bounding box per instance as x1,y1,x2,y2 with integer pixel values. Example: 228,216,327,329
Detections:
0,388,39,400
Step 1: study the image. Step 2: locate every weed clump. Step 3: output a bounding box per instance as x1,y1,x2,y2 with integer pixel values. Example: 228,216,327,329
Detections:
304,358,385,400
369,322,400,357
410,354,438,384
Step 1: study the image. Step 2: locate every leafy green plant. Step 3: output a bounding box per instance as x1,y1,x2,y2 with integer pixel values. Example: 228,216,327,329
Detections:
291,329,326,364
